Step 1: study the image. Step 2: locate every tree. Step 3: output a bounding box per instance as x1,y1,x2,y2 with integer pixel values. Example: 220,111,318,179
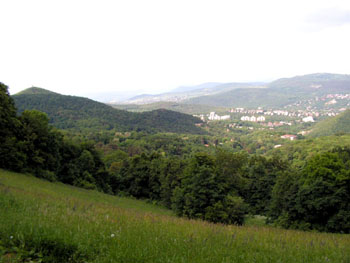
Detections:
0,83,24,170
297,151,350,232
172,152,247,224
243,155,286,215
269,149,350,233
19,110,62,177
214,149,248,196
159,157,186,208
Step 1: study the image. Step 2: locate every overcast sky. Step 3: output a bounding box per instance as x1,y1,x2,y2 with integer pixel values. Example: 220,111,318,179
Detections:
1,0,350,100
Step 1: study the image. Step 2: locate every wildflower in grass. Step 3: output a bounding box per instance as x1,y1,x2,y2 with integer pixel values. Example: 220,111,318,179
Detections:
111,234,115,238
9,236,13,239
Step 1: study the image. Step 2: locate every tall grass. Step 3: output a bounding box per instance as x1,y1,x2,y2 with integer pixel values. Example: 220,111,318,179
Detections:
1,169,349,263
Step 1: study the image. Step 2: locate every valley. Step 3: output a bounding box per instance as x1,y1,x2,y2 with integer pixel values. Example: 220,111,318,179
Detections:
1,73,350,262
2,0,350,261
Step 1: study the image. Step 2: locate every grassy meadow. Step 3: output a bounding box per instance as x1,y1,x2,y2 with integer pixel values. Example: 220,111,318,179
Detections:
0,169,349,263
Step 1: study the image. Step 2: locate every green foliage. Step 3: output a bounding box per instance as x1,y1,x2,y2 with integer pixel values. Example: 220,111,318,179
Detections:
269,147,350,233
204,195,248,225
243,156,288,215
19,110,62,176
267,133,350,167
171,152,247,225
0,83,24,171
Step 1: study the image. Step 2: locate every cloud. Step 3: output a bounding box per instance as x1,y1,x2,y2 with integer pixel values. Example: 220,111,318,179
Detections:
306,8,350,30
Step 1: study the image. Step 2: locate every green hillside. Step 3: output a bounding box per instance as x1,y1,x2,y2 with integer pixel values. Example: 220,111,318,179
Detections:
1,169,349,263
12,88,205,134
15,87,59,95
268,73,350,93
185,73,350,108
186,87,290,108
111,101,227,114
308,109,350,137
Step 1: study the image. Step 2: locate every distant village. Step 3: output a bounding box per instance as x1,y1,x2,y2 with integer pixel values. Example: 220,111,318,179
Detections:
194,93,350,127
194,108,317,125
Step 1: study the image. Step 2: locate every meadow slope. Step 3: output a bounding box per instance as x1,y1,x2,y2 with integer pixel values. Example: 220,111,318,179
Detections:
0,170,349,263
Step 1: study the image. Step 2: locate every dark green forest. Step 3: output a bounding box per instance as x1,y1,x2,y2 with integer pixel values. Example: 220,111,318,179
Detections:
13,87,206,134
2,83,350,233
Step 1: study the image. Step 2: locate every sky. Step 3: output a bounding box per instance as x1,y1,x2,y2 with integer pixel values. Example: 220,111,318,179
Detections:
1,0,350,101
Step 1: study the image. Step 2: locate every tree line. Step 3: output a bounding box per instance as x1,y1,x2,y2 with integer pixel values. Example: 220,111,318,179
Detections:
105,148,350,233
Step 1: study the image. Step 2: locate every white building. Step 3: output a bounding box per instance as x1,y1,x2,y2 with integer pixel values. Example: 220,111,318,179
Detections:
241,116,250,121
208,112,216,120
302,116,314,122
257,116,265,122
209,112,230,121
281,135,297,140
325,99,337,105
220,115,230,120
241,115,265,122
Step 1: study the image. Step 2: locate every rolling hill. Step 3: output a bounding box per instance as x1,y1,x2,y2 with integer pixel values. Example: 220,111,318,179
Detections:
268,73,350,93
185,87,288,108
110,101,227,115
114,73,350,109
12,87,206,134
308,109,350,137
184,73,350,108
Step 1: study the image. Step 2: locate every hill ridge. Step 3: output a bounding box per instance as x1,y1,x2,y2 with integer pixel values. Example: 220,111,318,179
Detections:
16,87,59,95
308,109,350,137
12,88,206,134
185,73,350,108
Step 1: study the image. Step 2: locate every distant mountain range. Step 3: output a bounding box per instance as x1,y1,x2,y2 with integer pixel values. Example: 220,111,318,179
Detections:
171,82,222,93
118,73,350,110
12,88,206,134
121,82,265,105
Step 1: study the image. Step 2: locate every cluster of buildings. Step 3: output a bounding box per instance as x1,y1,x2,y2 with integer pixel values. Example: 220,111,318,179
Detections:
323,94,350,100
240,116,266,122
208,112,230,121
232,107,315,118
196,93,349,124
194,112,231,121
239,112,313,123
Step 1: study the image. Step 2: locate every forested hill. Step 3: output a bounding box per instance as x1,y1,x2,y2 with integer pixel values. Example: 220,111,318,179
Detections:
308,109,350,137
12,87,205,134
185,73,350,108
